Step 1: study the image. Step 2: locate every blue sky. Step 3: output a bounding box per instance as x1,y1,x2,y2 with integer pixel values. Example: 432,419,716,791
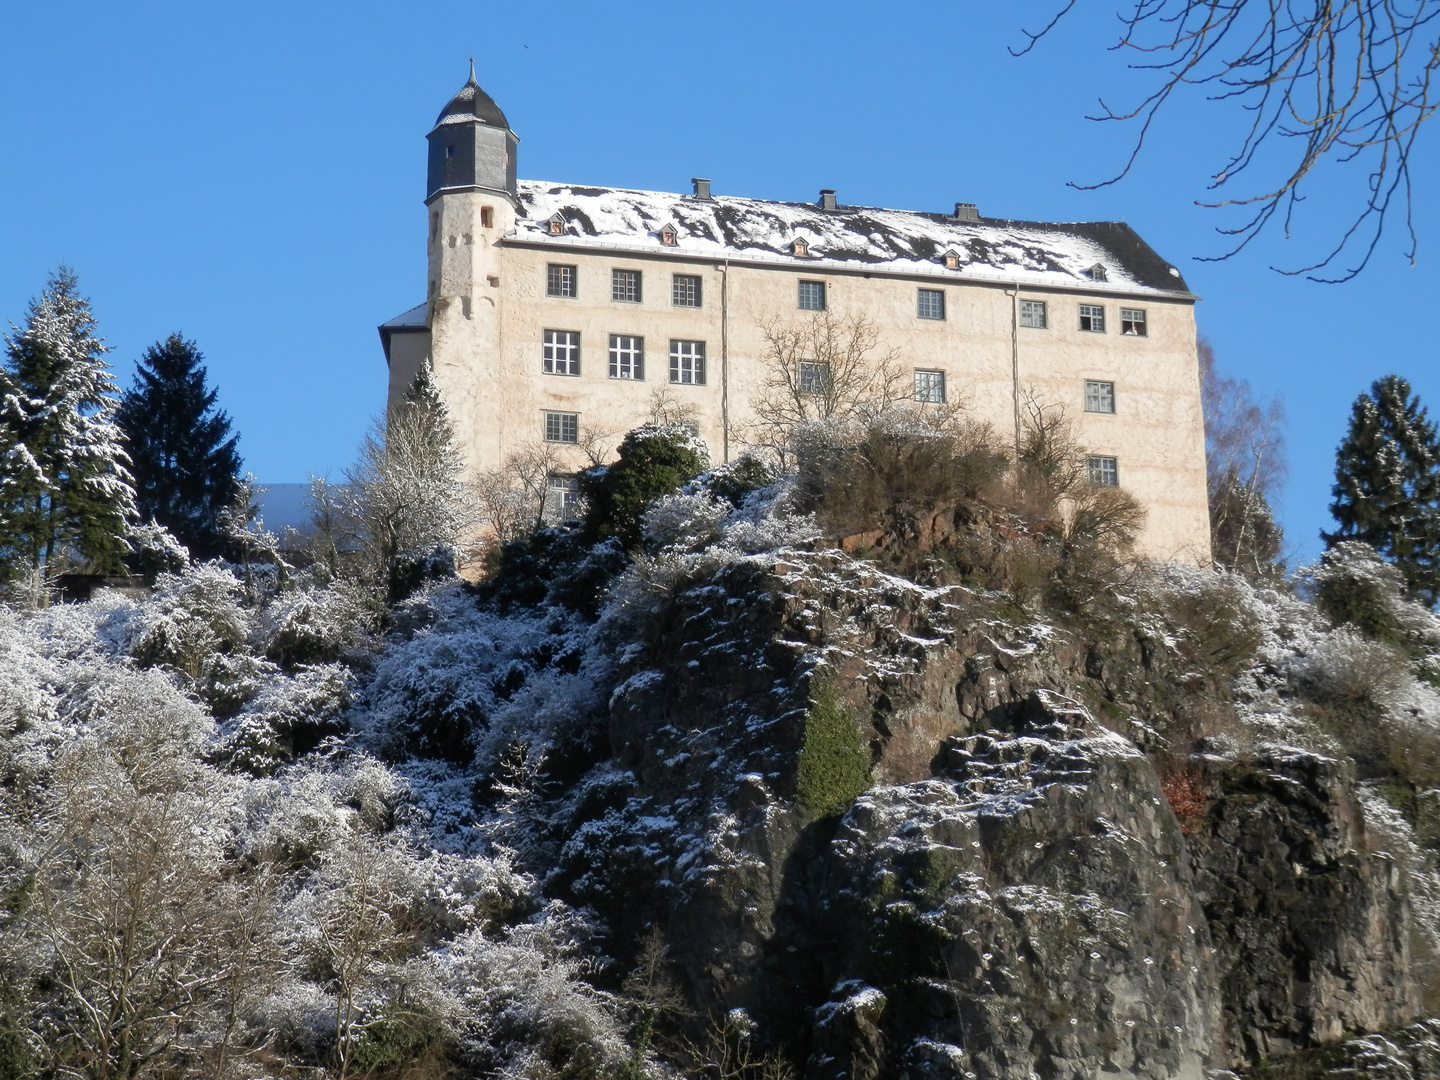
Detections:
2,1,1436,567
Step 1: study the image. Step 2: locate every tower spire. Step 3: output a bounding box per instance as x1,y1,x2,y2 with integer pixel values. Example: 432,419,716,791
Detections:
468,57,476,84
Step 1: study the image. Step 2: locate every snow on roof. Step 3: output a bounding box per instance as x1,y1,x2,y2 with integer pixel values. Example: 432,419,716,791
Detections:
512,181,1192,297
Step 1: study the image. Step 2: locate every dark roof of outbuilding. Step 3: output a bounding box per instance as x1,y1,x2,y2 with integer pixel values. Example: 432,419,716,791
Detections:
434,66,510,131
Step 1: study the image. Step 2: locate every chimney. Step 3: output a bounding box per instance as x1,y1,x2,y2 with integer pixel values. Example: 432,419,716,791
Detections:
819,189,838,211
952,202,979,222
691,177,714,200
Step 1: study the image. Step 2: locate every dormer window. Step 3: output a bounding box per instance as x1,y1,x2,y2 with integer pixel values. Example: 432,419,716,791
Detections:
548,214,565,236
660,224,678,246
943,250,961,270
1086,263,1108,282
791,238,810,258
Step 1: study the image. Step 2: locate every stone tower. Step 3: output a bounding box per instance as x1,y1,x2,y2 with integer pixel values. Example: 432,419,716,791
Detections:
423,64,518,471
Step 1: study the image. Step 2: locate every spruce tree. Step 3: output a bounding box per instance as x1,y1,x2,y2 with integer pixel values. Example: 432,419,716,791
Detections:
117,333,242,559
1323,374,1440,606
0,268,135,584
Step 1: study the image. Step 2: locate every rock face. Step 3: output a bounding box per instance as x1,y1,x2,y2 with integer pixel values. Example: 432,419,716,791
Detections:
570,551,1415,1078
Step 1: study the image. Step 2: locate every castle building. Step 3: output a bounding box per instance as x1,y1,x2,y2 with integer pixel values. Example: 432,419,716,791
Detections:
379,69,1211,563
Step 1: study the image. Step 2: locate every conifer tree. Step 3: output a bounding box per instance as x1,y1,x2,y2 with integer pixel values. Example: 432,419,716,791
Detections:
1323,374,1440,606
117,333,242,560
0,268,135,584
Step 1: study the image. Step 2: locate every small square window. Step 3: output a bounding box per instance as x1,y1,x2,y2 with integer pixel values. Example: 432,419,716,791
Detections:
1020,300,1048,329
798,280,826,311
672,274,703,308
1121,308,1147,336
670,340,706,384
545,475,582,522
544,412,579,444
914,370,946,404
609,335,644,380
1084,380,1115,414
480,206,494,228
546,264,577,298
1079,304,1106,333
799,360,832,395
1087,455,1119,487
612,269,642,303
917,289,946,320
542,329,580,376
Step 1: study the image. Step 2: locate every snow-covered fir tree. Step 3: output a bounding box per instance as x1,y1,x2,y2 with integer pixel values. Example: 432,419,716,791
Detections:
0,268,135,589
117,333,242,561
1324,374,1440,606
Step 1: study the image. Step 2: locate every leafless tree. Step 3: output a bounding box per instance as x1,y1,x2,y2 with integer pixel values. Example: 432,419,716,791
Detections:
1016,0,1440,279
747,312,906,464
471,441,570,544
1199,338,1287,577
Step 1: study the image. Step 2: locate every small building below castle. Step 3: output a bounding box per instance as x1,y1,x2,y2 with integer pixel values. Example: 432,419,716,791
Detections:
380,69,1210,563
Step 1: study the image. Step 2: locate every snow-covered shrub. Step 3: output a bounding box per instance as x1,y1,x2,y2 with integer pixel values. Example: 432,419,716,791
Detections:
1295,628,1411,709
1308,541,1440,652
126,563,248,679
256,580,377,669
220,663,352,773
124,519,191,579
696,453,775,508
642,491,730,552
580,423,710,548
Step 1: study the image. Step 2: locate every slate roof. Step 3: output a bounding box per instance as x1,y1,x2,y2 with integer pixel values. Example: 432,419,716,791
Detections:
511,181,1192,298
434,69,510,131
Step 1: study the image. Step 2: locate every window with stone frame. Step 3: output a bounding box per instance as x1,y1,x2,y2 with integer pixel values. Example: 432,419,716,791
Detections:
917,288,946,320
612,268,642,303
799,360,832,396
1084,380,1116,414
1079,304,1106,333
1087,455,1119,487
798,280,826,311
544,412,579,444
609,335,644,380
1121,308,1148,336
672,274,702,308
1020,300,1048,329
542,330,580,376
546,264,577,298
914,369,946,403
669,340,706,384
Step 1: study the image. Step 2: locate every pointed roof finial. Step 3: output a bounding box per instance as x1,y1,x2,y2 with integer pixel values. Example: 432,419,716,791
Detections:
468,57,477,84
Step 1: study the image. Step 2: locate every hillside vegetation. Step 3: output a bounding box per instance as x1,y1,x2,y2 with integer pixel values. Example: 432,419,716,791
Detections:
3,414,1440,1080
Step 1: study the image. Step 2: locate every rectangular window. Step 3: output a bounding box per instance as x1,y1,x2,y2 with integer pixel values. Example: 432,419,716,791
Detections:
672,274,702,308
544,412,579,444
1019,300,1048,329
917,288,946,320
1121,308,1147,336
546,264,577,298
612,268,642,303
1079,304,1106,333
609,334,644,380
1087,455,1119,487
542,329,580,376
799,360,832,395
669,340,706,384
798,280,826,311
914,369,946,404
545,475,582,522
1084,380,1115,414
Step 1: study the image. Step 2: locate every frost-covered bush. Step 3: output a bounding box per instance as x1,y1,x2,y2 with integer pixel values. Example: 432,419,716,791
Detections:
1294,628,1411,709
124,519,191,579
642,491,731,553
220,663,352,773
126,562,248,678
1309,541,1440,651
580,423,710,549
256,580,377,668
